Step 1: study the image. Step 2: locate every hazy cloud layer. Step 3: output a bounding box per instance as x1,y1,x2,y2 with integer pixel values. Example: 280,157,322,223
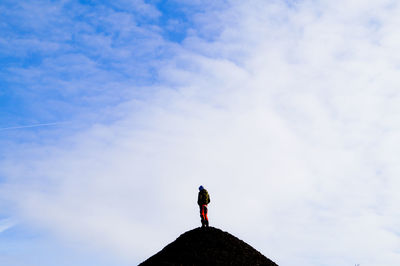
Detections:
1,0,400,265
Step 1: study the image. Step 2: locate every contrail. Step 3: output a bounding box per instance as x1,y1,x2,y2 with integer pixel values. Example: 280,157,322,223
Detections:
0,122,70,131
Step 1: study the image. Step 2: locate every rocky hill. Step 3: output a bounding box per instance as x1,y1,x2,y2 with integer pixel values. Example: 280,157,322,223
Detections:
140,227,278,265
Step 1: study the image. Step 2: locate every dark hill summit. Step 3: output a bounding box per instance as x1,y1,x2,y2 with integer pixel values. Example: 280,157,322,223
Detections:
140,227,278,265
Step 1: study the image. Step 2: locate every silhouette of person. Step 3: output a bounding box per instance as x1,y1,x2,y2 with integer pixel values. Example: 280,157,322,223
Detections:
198,185,210,228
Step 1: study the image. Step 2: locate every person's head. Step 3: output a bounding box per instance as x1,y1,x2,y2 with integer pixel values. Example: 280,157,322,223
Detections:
199,185,204,191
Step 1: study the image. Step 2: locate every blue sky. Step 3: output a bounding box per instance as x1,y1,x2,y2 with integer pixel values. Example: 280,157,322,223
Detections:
1,0,400,265
1,0,174,125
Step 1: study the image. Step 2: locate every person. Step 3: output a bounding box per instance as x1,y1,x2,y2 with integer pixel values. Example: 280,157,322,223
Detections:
197,185,210,228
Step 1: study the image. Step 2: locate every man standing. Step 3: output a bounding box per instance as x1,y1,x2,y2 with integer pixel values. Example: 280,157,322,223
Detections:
197,185,210,228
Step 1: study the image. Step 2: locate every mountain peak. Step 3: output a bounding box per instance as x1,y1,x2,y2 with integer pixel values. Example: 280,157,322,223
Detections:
140,227,278,265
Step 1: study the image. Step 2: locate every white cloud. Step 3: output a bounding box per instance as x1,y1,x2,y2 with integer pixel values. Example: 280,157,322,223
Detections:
1,0,400,265
0,218,16,233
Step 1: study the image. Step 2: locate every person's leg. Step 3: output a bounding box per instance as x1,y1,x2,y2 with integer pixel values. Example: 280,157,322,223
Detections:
204,205,209,227
200,205,205,227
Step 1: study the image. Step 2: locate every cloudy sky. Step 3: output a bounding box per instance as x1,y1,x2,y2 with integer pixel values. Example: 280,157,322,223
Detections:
1,0,400,265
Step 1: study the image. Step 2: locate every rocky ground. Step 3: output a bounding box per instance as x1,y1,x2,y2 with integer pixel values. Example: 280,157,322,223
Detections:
139,227,278,265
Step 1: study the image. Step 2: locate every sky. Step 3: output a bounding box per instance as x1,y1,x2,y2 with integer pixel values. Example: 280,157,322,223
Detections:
1,0,400,265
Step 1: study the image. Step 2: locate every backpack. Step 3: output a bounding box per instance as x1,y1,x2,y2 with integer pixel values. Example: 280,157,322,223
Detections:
198,189,210,205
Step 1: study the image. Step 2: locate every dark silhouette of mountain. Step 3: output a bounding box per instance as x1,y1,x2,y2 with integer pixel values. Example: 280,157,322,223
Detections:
139,227,278,265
